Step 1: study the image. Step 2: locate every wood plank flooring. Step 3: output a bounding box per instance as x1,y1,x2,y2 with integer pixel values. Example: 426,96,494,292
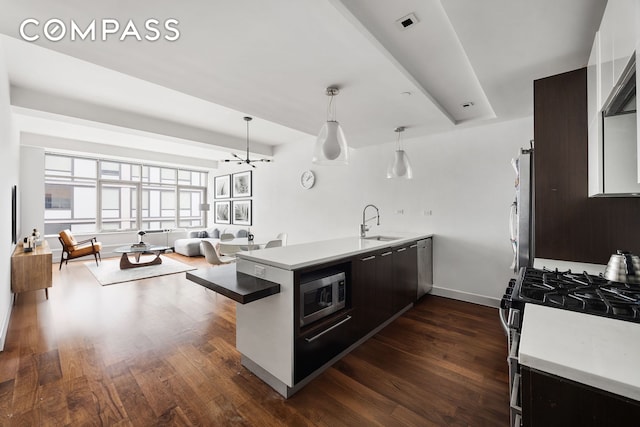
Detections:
0,254,509,426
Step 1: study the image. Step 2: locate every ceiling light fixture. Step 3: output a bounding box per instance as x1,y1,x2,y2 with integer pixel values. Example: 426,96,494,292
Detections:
312,87,349,165
224,116,271,168
387,126,413,179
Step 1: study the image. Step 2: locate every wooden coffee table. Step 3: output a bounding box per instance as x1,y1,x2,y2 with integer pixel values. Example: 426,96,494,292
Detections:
113,245,171,270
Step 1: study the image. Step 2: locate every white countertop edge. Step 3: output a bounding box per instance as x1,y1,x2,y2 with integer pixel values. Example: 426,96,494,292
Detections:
236,233,433,270
519,353,640,402
519,304,640,401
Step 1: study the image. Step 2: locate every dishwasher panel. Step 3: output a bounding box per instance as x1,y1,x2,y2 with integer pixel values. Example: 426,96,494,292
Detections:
417,238,433,299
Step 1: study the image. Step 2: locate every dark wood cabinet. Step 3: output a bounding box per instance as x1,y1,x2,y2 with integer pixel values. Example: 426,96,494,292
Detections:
351,242,417,338
534,68,640,263
521,366,640,427
392,243,418,312
294,311,355,384
293,241,419,384
351,248,390,338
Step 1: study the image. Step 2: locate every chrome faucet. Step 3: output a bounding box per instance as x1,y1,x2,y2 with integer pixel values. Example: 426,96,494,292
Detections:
360,204,380,238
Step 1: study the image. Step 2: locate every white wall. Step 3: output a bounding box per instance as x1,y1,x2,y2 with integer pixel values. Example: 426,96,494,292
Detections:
215,117,532,305
0,40,19,350
20,145,45,238
19,114,531,306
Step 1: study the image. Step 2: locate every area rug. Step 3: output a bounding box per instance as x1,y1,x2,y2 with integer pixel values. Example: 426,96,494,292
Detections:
84,256,196,286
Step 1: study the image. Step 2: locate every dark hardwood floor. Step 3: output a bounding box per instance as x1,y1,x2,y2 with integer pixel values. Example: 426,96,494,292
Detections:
0,254,509,426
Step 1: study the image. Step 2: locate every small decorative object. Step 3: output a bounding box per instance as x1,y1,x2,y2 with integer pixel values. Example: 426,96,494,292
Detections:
32,229,41,246
300,170,316,189
23,237,33,252
137,230,146,244
232,200,252,226
247,228,254,242
232,171,252,198
214,175,231,199
214,201,231,224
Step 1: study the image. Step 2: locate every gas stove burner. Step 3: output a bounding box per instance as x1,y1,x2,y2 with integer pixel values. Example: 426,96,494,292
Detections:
514,267,640,323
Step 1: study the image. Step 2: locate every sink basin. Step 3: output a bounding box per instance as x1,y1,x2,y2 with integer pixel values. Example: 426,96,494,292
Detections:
363,235,400,242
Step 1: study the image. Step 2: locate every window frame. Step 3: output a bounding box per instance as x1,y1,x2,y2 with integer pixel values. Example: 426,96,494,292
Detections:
44,153,209,236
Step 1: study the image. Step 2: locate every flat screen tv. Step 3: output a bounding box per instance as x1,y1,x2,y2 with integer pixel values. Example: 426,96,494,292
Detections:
11,185,17,244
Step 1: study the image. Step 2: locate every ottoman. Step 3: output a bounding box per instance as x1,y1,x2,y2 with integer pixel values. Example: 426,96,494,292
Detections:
174,238,203,257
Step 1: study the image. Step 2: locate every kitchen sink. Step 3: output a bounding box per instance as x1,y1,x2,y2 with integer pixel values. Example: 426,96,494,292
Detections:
363,235,400,242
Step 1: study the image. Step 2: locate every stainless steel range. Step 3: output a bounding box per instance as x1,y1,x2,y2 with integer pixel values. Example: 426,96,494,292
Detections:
499,267,640,426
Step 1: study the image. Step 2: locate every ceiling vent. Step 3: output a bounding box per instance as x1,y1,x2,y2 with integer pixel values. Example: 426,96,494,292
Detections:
395,13,419,31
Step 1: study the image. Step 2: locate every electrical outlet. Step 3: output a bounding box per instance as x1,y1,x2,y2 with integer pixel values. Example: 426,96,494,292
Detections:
254,265,266,278
395,209,404,215
423,209,433,216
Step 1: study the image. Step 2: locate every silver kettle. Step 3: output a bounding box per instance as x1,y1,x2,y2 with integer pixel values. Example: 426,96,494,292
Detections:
604,250,640,283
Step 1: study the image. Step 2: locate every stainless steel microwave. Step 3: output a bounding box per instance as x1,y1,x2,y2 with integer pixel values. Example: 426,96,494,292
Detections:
299,271,346,326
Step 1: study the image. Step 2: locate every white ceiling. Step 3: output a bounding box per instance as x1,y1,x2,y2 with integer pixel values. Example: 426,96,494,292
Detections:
0,0,607,158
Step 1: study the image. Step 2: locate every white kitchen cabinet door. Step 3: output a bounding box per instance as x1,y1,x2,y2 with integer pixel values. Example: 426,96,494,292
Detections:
612,0,636,88
588,32,603,196
599,2,615,110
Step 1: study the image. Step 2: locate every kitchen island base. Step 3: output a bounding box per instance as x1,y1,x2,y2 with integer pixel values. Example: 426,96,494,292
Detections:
241,304,412,398
188,233,432,398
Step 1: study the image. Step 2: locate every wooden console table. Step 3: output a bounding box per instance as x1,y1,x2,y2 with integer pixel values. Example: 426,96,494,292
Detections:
11,240,52,303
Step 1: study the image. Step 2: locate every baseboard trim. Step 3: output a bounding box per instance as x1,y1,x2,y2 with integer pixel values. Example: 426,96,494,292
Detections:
0,298,13,351
431,286,500,308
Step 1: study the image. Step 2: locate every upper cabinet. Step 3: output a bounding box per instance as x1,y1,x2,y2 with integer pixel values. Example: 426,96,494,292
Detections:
588,0,640,196
599,0,636,108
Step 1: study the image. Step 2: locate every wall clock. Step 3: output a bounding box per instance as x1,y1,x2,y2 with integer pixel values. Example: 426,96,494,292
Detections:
300,170,316,189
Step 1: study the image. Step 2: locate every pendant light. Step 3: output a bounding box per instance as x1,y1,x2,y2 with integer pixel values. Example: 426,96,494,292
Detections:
312,87,349,164
224,116,271,167
386,126,413,179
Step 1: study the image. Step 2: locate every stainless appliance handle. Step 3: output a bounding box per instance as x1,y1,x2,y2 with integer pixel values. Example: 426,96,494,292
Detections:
499,308,510,336
396,247,407,252
360,255,376,261
381,251,393,257
509,201,517,242
409,244,418,248
304,316,352,343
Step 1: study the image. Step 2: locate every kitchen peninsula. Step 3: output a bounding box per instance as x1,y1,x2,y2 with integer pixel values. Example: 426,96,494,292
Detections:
187,232,433,397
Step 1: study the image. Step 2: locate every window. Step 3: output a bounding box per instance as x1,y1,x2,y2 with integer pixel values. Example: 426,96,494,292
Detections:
44,154,208,235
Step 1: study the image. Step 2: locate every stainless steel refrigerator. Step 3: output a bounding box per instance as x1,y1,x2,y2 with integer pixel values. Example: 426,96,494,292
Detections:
509,145,534,273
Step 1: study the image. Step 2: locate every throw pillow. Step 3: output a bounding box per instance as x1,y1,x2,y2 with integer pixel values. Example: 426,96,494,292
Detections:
197,231,208,238
207,228,220,238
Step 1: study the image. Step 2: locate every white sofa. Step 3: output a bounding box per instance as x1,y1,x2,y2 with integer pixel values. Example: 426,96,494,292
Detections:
174,228,247,257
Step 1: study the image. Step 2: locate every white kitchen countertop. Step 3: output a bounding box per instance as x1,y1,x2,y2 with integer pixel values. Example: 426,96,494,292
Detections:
533,258,606,276
519,304,640,401
236,232,433,270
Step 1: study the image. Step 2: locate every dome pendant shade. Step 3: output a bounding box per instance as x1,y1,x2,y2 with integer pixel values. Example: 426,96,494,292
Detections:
313,120,349,164
387,150,413,179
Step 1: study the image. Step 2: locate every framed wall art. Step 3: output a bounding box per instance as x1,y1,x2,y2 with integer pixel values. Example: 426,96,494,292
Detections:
232,171,252,198
214,201,231,224
232,200,252,226
214,174,231,199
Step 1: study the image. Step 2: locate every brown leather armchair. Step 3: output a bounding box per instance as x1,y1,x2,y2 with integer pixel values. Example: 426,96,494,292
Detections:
58,229,103,270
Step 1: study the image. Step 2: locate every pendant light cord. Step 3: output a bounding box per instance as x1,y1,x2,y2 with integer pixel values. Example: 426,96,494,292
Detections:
327,93,335,121
395,126,405,150
246,118,250,160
